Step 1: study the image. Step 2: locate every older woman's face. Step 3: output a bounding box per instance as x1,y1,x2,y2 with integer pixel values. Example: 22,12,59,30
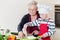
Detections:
28,5,37,16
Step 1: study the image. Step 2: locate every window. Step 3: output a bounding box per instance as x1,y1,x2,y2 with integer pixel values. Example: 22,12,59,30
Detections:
55,5,60,27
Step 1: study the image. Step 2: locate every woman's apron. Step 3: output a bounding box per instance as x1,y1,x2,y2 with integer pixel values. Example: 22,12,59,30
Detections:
38,23,50,40
26,14,39,34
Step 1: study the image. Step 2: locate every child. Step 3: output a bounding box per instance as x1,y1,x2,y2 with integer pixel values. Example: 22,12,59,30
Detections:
23,6,55,40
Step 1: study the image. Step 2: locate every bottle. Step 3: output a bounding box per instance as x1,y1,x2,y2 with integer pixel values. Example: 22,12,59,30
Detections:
0,33,3,40
4,35,8,40
8,35,16,40
4,29,11,40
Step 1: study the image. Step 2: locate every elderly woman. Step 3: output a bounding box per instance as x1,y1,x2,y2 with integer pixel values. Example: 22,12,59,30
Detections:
18,1,40,38
23,5,55,40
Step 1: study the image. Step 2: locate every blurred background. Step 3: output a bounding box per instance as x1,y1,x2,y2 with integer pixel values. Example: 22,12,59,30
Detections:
0,0,60,40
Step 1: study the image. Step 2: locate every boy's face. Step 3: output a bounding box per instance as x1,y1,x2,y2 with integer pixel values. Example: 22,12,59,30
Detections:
40,14,48,19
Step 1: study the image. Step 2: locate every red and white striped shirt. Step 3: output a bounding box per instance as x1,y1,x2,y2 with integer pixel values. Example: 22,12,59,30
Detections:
26,18,55,36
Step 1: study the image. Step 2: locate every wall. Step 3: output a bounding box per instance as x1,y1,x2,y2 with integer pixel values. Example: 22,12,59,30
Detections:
55,0,60,4
0,0,27,32
54,28,60,40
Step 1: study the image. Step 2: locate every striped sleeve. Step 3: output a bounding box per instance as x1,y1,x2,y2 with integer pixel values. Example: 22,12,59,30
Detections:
45,20,55,36
26,18,41,27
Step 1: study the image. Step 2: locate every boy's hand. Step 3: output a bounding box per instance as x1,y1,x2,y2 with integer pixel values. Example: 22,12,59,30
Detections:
41,33,48,38
33,30,39,35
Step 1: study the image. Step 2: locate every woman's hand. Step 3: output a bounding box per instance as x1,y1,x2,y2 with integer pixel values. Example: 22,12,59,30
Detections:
18,31,24,38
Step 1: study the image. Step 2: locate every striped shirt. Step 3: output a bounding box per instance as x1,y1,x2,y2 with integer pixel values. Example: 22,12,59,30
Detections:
26,18,55,36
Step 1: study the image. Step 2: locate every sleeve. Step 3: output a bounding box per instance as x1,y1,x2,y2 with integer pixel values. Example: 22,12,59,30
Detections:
17,15,28,32
44,20,56,37
26,18,41,27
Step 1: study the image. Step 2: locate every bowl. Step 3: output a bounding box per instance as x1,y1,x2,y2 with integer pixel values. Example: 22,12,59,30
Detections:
20,36,37,40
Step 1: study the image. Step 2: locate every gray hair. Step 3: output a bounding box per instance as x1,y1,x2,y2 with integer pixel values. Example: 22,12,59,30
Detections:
28,0,38,6
28,0,38,10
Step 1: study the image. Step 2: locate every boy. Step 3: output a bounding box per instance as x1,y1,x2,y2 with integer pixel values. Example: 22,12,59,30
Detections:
23,6,55,40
